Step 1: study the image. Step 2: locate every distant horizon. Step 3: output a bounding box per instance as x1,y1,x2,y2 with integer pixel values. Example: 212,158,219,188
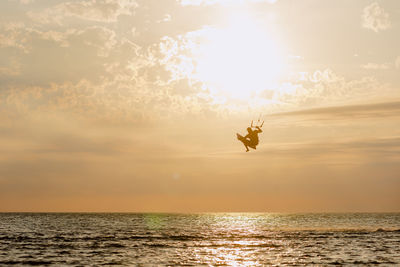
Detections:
1,211,400,214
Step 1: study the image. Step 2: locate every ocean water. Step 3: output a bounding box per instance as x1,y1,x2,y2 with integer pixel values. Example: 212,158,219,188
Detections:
0,213,399,266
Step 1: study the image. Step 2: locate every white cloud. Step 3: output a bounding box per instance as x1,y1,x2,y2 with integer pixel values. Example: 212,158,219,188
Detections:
0,56,21,76
63,0,137,22
362,2,391,32
0,24,121,86
0,22,29,52
179,0,276,6
27,0,138,24
20,0,34,4
2,0,399,122
156,14,172,23
0,26,216,122
395,56,400,69
361,62,391,70
272,69,396,109
156,24,399,112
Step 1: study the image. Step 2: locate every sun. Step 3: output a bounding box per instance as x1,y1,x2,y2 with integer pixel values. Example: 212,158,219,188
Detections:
191,11,286,100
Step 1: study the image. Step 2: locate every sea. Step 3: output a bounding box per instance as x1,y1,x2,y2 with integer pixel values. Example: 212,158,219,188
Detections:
0,213,399,266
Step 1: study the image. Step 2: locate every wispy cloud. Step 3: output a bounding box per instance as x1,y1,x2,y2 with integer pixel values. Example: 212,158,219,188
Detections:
260,137,400,160
27,0,138,24
267,69,394,109
396,56,400,69
361,62,391,70
362,2,391,32
0,25,119,85
20,0,34,4
179,0,277,6
270,101,400,120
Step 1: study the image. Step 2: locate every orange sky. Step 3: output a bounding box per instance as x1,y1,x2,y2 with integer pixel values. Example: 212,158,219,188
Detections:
0,0,399,212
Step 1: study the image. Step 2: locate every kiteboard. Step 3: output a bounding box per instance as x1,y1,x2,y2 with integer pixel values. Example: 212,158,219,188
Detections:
236,133,246,144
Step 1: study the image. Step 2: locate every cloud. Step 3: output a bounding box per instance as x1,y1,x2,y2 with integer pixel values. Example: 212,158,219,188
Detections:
157,25,399,112
361,62,391,70
0,22,29,52
27,0,138,24
0,55,21,76
179,0,277,6
271,101,400,120
156,14,172,23
0,25,119,86
0,30,217,123
1,0,399,122
266,69,395,110
19,0,34,4
262,137,400,158
396,56,400,69
63,0,138,22
0,1,226,120
156,21,398,112
362,2,391,32
0,108,226,203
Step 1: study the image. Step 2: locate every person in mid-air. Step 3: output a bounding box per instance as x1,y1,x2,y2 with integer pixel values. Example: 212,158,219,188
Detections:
237,125,262,152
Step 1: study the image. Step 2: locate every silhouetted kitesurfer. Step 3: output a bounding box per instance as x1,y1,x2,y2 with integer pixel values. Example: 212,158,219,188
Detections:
236,125,263,152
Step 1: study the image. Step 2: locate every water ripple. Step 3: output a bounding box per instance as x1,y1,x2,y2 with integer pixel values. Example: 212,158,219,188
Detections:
0,213,399,266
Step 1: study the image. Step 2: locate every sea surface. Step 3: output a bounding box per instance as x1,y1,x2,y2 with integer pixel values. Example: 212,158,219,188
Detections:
0,213,399,266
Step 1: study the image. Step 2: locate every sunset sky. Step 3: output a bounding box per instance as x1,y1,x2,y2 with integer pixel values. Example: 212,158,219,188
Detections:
0,0,399,212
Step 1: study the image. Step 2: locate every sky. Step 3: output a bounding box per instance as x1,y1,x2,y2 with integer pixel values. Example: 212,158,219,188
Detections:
0,0,399,212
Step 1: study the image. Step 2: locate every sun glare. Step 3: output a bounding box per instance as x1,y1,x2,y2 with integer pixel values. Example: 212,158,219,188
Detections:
192,12,286,100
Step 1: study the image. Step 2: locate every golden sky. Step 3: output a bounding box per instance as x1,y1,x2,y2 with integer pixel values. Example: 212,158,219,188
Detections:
0,0,399,212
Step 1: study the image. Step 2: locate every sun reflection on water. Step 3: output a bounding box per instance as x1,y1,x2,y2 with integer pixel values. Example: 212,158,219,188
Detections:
192,213,279,265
